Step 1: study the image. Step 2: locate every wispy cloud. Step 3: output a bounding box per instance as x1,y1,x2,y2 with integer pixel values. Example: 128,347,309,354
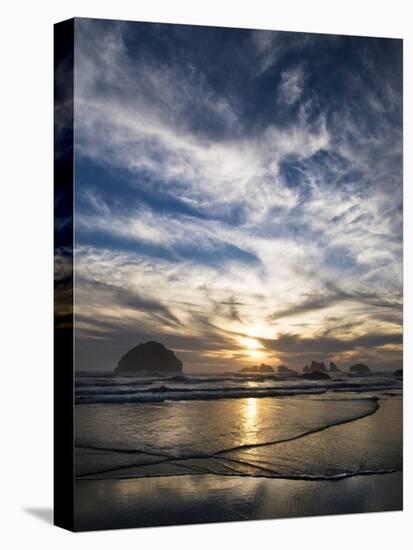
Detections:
278,65,305,105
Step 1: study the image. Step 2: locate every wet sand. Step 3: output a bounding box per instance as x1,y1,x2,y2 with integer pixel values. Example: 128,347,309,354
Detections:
74,471,402,531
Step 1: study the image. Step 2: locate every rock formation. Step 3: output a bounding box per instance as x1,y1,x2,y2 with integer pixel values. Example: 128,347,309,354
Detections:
277,365,290,373
116,341,183,374
259,363,275,373
393,369,403,378
277,365,297,375
329,361,340,372
310,360,327,373
349,363,370,374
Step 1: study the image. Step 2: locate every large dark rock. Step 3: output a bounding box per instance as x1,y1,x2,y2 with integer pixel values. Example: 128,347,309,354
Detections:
116,341,183,374
349,363,370,374
329,361,340,372
303,364,310,373
393,369,403,379
302,371,331,380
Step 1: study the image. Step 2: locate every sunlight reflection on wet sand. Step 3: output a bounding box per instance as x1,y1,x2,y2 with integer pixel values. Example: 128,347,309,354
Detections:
74,471,402,530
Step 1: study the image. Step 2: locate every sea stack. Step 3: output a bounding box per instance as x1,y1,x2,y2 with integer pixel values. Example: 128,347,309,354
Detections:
277,365,297,375
329,361,340,372
309,360,327,373
116,341,183,374
259,363,275,373
349,363,370,374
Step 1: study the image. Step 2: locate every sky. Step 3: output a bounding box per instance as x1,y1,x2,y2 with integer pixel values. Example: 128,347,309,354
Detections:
73,18,402,372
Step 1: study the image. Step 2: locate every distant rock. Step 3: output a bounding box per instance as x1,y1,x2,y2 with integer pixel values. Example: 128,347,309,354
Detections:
277,365,297,376
329,361,340,372
393,369,403,378
303,364,310,373
302,371,331,380
349,363,370,374
239,366,255,373
239,363,274,374
116,341,183,374
259,363,275,373
277,365,289,373
310,360,327,373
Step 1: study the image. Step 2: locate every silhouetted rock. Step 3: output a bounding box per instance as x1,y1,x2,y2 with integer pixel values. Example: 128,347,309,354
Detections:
116,341,183,374
393,369,403,378
329,361,340,372
239,366,256,373
310,360,327,373
277,365,297,376
239,363,274,373
349,363,370,374
303,364,310,373
259,363,274,373
302,371,331,380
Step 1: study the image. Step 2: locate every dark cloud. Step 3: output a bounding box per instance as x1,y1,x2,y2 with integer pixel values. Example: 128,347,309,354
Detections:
268,282,401,322
77,277,182,327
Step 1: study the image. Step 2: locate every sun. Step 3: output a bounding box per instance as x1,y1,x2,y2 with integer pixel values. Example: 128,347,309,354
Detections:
239,337,261,350
238,336,265,359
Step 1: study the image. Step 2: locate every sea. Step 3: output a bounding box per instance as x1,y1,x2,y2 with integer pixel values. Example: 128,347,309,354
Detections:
75,371,402,483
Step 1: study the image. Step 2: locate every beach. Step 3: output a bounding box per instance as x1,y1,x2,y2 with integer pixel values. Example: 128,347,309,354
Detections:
73,372,402,530
75,472,402,531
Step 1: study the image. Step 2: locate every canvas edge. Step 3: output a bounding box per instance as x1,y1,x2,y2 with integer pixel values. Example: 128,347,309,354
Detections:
53,17,75,532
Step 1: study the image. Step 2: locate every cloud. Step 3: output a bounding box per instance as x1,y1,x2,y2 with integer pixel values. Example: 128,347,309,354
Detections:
250,30,315,75
267,282,402,323
278,65,305,105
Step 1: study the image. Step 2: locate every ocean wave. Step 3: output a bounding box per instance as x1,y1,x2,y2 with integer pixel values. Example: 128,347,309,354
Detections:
75,379,401,404
75,373,289,387
75,388,327,404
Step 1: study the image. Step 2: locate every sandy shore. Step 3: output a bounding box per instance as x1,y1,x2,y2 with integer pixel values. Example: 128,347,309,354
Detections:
74,471,402,531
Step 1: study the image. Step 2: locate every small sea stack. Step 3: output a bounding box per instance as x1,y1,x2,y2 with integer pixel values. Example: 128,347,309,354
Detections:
308,360,327,373
277,365,297,376
349,363,370,374
329,361,340,372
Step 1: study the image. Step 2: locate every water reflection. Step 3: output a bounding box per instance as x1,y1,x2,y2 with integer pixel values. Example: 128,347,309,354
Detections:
74,471,402,530
75,397,399,479
243,397,258,434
